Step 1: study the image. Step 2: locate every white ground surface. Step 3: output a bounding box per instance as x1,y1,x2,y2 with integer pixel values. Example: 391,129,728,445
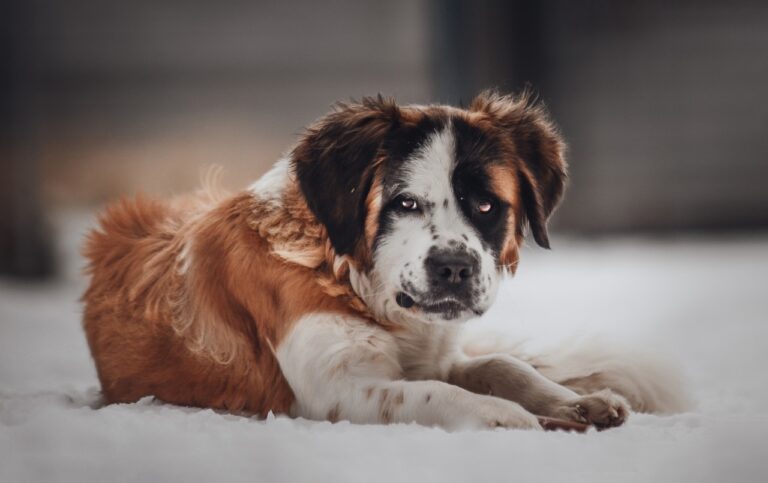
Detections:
1,213,767,482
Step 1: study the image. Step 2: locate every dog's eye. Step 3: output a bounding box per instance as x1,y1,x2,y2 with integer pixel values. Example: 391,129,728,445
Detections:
400,198,418,211
477,199,493,214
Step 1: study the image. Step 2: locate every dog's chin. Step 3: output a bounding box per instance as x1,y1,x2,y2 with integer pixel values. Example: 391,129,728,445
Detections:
394,292,482,323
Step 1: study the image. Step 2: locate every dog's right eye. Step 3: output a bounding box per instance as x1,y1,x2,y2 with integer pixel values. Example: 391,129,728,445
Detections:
391,195,421,214
400,198,418,211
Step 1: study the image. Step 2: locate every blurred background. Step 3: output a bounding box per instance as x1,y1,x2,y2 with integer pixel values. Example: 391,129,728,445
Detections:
1,0,767,278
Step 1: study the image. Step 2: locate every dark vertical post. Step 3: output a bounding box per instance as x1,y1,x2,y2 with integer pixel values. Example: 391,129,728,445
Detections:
429,0,466,105
429,0,551,103
0,0,54,279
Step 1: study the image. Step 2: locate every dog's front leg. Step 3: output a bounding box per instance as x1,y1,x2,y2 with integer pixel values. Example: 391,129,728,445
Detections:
276,314,542,431
448,354,629,429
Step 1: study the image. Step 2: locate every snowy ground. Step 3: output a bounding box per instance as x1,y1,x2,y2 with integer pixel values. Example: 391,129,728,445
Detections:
2,212,767,482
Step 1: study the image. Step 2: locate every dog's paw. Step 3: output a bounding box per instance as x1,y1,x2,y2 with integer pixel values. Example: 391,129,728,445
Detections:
554,389,630,429
461,396,543,431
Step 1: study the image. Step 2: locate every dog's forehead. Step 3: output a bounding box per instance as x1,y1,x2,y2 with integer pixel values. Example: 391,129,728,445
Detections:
398,127,456,199
382,113,502,199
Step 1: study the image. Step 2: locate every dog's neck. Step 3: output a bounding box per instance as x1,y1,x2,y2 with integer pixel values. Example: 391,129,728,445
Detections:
246,158,370,317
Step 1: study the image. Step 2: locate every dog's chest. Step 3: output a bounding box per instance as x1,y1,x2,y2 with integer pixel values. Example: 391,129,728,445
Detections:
393,322,462,381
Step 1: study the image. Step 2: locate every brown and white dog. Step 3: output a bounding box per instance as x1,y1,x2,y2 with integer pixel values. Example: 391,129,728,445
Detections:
83,92,685,431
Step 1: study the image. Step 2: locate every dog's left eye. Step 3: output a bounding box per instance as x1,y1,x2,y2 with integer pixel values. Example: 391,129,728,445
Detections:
477,199,493,214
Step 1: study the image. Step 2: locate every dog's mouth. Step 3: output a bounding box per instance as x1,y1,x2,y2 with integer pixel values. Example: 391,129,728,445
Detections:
420,298,466,316
395,292,478,320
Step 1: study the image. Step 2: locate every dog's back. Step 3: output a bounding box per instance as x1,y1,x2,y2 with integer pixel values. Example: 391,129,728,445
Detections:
82,193,296,414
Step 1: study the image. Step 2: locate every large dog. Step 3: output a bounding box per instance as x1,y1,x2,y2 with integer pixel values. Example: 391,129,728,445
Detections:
83,92,686,431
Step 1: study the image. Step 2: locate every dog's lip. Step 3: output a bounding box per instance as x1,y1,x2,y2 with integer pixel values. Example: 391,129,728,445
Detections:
396,292,470,314
419,298,467,313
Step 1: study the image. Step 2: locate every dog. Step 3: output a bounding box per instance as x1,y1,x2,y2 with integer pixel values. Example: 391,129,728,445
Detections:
83,91,688,431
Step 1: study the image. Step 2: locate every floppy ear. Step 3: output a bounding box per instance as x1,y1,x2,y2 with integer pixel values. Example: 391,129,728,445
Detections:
292,96,400,255
470,90,567,249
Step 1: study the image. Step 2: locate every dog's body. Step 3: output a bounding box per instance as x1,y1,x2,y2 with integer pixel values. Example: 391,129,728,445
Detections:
83,92,687,431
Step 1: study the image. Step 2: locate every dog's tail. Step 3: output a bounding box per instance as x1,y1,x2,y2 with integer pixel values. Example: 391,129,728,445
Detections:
462,333,693,414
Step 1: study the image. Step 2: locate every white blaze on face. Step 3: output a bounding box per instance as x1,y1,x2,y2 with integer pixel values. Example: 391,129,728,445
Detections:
359,125,500,325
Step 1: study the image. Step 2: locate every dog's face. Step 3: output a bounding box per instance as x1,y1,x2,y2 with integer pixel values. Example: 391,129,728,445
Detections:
370,125,508,323
293,92,566,325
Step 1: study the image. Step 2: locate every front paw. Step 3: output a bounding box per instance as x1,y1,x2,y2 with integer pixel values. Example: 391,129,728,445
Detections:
554,389,630,429
465,396,543,431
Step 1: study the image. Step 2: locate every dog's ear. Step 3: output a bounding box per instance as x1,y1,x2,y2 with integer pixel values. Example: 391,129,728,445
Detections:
292,96,400,255
470,90,567,249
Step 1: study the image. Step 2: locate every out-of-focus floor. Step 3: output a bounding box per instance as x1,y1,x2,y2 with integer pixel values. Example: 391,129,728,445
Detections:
1,211,767,482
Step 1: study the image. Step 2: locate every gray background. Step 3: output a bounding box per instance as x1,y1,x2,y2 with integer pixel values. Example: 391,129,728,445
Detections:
2,0,767,277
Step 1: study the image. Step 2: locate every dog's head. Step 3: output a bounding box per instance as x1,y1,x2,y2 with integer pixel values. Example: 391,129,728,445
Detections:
293,91,566,324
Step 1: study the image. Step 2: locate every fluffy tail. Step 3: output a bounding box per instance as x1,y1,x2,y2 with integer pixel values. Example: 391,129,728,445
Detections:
462,333,692,414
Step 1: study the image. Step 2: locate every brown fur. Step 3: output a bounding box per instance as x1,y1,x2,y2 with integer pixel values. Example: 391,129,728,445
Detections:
83,188,371,415
470,90,567,249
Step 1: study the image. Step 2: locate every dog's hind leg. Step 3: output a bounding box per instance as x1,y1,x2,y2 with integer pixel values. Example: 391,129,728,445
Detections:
462,333,692,414
531,338,692,414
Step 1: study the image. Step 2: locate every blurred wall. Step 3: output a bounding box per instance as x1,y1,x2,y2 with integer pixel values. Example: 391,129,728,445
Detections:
9,0,432,204
2,0,768,277
437,0,768,234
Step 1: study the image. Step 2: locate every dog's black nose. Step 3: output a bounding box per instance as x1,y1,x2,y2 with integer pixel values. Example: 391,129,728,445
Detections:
425,251,476,286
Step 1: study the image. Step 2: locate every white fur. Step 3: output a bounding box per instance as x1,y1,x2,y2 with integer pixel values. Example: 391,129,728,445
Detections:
276,313,542,430
249,157,291,200
461,333,693,414
176,239,193,276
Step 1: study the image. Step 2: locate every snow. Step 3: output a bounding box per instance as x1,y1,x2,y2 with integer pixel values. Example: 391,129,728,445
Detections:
2,213,767,482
